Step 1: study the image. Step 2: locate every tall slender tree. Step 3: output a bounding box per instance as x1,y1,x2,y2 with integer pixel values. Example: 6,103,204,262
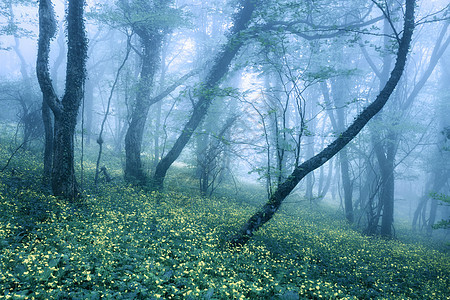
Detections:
361,12,450,237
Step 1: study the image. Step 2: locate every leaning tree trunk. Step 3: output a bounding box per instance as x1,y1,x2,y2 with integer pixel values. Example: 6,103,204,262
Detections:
230,0,415,246
37,0,88,200
153,0,258,190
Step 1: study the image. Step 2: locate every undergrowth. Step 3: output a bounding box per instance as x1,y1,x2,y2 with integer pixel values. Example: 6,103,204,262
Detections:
0,140,449,299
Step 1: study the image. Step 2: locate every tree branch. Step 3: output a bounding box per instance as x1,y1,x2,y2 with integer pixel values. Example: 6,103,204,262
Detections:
36,0,62,117
230,0,416,246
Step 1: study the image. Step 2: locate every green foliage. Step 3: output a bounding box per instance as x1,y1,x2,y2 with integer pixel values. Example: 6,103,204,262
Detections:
433,219,450,230
88,0,187,32
430,193,450,230
0,0,36,41
430,192,450,204
0,143,449,299
303,66,358,82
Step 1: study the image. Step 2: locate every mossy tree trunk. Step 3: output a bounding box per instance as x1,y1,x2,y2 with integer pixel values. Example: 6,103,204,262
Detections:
37,0,88,200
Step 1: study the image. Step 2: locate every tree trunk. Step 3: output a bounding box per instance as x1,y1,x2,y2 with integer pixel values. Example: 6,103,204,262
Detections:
304,95,316,201
427,193,439,236
378,150,395,237
318,157,333,199
37,0,88,200
197,123,210,196
229,0,415,246
52,112,79,197
412,193,428,231
371,126,397,238
42,21,65,188
364,5,448,237
42,101,53,188
152,0,258,190
340,149,354,222
153,91,163,169
124,34,163,183
365,8,396,237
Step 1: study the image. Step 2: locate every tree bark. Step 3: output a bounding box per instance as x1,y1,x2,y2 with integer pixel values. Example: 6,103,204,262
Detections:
375,137,396,237
37,0,88,200
41,101,53,188
333,79,354,223
229,0,415,246
152,0,258,190
124,32,163,183
42,21,65,189
340,149,354,222
412,193,428,231
37,0,57,189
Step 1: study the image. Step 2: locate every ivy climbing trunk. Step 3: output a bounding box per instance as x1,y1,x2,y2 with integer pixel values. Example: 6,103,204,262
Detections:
152,0,258,190
37,0,88,200
230,0,415,246
42,101,53,189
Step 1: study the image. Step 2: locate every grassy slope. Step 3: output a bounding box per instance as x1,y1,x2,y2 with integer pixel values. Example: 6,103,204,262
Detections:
0,143,449,299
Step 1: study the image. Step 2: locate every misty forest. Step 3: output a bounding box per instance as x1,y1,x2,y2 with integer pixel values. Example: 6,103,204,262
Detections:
0,0,449,298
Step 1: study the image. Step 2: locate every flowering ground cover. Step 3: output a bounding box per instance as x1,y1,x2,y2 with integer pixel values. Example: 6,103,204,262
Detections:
0,147,448,299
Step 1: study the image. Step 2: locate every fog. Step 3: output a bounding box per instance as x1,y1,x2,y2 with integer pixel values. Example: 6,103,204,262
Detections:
1,0,449,243
2,0,450,298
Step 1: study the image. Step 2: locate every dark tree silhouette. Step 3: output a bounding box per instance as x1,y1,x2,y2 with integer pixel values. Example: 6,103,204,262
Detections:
37,0,88,199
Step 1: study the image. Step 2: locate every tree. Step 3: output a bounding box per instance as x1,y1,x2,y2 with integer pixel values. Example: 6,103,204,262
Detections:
152,0,258,190
230,0,415,246
191,0,233,196
36,0,88,199
412,57,450,234
321,77,355,222
42,19,65,187
121,0,181,184
360,9,450,237
197,115,237,196
0,0,43,150
93,0,194,184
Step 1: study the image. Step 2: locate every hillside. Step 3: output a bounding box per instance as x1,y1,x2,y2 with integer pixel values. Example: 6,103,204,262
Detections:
0,144,449,299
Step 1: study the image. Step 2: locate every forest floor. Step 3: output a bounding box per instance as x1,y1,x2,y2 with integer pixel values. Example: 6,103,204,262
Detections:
0,141,449,299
